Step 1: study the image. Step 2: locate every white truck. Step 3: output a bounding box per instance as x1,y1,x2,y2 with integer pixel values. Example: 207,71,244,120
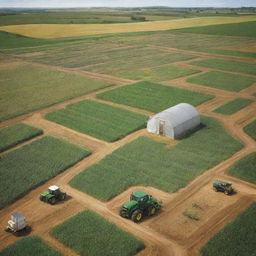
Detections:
5,213,27,233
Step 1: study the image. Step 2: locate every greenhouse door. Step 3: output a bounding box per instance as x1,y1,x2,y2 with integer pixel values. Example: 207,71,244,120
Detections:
159,120,165,135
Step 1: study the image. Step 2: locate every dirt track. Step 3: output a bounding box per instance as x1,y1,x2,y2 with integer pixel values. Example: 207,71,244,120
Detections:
0,41,256,256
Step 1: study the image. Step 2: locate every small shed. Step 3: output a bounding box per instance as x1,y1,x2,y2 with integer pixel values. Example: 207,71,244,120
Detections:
147,103,200,139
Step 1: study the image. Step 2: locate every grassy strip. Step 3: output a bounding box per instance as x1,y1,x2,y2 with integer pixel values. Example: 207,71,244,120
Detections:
190,58,256,75
46,100,148,142
227,152,256,184
118,65,200,82
0,64,113,122
51,210,144,256
0,136,90,209
200,202,256,256
0,123,43,152
69,116,242,201
214,98,253,115
243,120,256,140
0,236,62,256
175,21,256,37
187,71,256,92
97,81,213,113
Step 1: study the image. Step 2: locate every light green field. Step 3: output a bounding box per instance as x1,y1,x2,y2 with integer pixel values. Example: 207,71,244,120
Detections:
0,236,62,256
0,63,113,122
200,202,256,256
51,210,144,256
97,81,213,113
46,100,148,142
118,65,200,82
190,58,256,75
187,71,256,92
227,152,256,184
0,123,43,152
0,136,90,209
213,98,253,115
69,116,243,201
243,120,256,140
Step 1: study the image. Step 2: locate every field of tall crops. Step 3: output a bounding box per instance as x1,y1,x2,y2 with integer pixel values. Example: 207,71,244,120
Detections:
70,116,243,201
0,136,90,209
243,120,256,140
51,210,144,256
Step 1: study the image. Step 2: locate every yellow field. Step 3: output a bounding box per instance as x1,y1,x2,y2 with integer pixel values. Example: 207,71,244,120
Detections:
0,16,256,39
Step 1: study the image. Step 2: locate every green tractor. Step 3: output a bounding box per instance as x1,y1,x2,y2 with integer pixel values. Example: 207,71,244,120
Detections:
40,185,66,205
213,180,234,195
120,191,162,223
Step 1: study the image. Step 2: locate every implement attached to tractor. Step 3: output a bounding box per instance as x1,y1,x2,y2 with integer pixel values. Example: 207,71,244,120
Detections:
40,185,66,205
120,191,162,223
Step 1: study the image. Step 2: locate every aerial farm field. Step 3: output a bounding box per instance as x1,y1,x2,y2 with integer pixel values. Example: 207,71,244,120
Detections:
0,7,255,256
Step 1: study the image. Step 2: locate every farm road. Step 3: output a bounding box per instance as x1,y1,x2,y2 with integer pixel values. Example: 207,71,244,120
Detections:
0,42,256,256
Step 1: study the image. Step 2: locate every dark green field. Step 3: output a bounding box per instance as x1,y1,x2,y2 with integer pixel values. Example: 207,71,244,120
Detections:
97,81,213,113
46,100,148,142
0,136,90,209
0,123,43,152
244,120,256,140
0,236,61,256
70,116,242,201
201,202,256,256
51,210,144,256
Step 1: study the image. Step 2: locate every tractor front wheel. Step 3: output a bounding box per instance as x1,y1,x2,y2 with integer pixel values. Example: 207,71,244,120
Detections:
39,195,44,201
131,210,143,223
147,206,157,216
49,197,57,205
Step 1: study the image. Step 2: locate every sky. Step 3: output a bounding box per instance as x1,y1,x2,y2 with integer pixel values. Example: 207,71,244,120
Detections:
0,0,256,8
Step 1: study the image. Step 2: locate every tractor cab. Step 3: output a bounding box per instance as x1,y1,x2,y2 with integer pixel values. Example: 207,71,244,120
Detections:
130,191,151,204
48,185,61,196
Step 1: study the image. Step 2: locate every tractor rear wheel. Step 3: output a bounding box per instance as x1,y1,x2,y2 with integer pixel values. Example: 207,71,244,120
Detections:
131,210,143,223
49,197,56,205
147,206,157,216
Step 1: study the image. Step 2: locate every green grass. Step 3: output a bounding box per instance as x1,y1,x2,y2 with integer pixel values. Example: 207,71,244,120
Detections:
176,21,256,38
46,100,148,142
214,98,253,115
0,136,90,209
200,202,256,256
187,71,256,92
118,65,200,82
227,152,256,184
244,120,256,140
0,236,62,256
69,116,243,201
0,64,113,122
97,81,213,113
51,210,144,256
0,123,43,152
190,58,256,75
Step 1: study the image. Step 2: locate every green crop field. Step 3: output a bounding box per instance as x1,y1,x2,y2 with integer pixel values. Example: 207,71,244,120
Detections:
118,65,200,82
0,63,113,122
0,123,43,152
244,120,256,140
0,236,62,256
200,202,256,256
46,100,148,142
176,21,256,37
97,81,213,113
187,71,256,92
213,98,253,115
190,58,256,75
0,136,90,209
70,116,242,201
227,152,256,184
51,210,144,256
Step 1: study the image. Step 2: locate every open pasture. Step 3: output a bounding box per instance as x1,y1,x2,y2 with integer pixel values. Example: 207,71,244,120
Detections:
0,16,255,38
0,123,43,152
0,63,113,122
0,136,90,209
97,81,213,113
187,71,256,92
227,152,256,184
213,98,253,115
69,116,242,201
45,100,148,142
51,210,144,256
200,202,256,256
243,120,256,140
